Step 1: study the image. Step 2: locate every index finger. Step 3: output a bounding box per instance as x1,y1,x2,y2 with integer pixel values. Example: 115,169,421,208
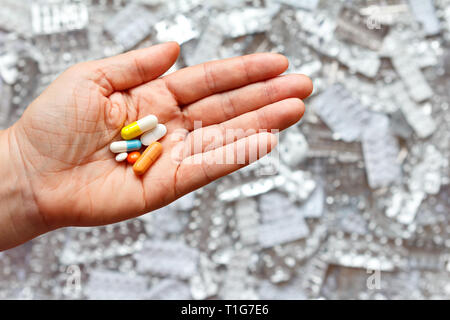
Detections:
162,53,289,105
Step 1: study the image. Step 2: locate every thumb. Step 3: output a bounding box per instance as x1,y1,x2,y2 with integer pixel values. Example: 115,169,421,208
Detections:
84,42,180,95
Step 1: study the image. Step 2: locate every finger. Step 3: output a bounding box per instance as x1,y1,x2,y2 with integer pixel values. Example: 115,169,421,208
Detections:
182,74,313,129
163,53,289,105
84,42,180,95
174,132,277,196
183,98,304,154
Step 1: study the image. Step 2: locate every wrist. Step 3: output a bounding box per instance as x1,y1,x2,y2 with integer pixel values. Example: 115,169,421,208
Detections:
0,126,49,250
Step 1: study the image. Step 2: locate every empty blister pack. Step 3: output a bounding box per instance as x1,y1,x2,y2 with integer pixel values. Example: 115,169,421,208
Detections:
279,129,309,167
31,1,89,35
60,220,146,265
391,55,433,103
0,0,32,37
278,167,317,202
104,3,156,51
259,191,295,222
389,81,436,138
323,233,405,272
272,0,319,11
155,14,199,45
408,0,441,36
297,184,325,219
335,6,388,51
295,10,381,78
258,277,307,300
408,144,444,195
134,240,199,279
218,175,286,202
183,22,223,66
235,198,259,246
385,188,425,225
215,5,280,38
215,4,279,38
259,213,310,248
189,253,220,300
220,249,258,299
146,279,191,300
362,113,402,189
85,269,149,300
312,84,372,142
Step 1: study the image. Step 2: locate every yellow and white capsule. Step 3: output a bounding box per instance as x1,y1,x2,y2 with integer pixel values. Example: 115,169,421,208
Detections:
121,115,158,140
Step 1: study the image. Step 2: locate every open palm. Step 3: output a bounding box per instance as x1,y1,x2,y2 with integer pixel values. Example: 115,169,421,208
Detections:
10,42,312,230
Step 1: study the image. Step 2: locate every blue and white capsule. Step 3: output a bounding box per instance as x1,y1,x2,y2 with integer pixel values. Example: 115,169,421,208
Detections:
110,140,142,153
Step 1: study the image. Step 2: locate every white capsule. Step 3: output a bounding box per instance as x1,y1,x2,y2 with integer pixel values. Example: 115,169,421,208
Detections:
115,152,128,162
140,123,167,146
109,139,142,153
137,115,158,131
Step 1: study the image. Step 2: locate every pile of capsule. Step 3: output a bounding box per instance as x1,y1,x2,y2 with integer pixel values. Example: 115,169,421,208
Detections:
109,115,167,175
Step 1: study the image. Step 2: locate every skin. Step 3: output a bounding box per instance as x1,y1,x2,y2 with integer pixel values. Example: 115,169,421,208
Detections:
0,42,313,250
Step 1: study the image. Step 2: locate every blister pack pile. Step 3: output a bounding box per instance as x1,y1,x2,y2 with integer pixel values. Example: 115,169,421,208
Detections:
0,0,449,299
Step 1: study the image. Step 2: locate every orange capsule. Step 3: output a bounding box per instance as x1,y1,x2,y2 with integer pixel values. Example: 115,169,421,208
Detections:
133,142,162,176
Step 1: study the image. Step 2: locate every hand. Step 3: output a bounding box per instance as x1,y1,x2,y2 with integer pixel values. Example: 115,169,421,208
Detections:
0,42,312,250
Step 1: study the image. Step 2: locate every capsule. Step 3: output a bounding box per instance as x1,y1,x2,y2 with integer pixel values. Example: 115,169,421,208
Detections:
140,123,167,146
110,140,141,153
115,152,128,162
133,142,162,175
121,115,158,140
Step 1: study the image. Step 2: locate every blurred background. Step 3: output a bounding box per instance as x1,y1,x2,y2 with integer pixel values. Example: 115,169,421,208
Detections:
0,0,449,299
